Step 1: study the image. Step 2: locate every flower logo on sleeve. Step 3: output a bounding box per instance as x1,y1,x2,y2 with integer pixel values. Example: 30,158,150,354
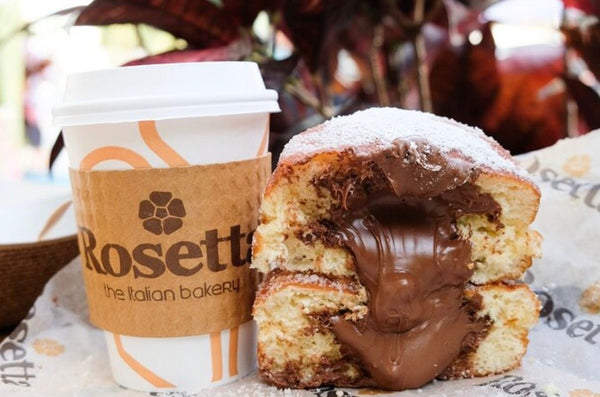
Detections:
138,191,186,235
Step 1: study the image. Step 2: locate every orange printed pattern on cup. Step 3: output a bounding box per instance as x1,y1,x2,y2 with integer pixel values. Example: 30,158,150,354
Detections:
79,121,189,171
228,325,239,377
256,117,270,157
111,327,243,388
80,146,151,170
209,325,241,382
77,120,255,388
113,334,175,388
209,331,223,382
139,120,190,167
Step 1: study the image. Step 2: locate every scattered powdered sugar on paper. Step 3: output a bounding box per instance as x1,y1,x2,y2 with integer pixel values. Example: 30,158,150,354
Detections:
280,108,530,180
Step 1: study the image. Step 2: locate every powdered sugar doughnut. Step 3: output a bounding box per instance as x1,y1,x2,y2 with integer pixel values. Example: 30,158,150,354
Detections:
252,108,541,390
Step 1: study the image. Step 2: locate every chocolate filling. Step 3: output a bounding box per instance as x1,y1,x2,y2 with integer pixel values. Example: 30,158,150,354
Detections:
315,139,502,390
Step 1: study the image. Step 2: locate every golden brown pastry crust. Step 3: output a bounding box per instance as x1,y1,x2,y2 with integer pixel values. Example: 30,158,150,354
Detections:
252,108,541,390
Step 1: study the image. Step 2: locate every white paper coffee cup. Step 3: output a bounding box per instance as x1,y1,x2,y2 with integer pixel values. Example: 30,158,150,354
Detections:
53,62,279,392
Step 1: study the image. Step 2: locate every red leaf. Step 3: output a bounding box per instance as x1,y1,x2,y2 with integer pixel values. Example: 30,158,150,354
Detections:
76,0,270,47
393,0,446,25
441,0,482,35
281,0,360,72
258,54,300,91
563,0,600,16
563,21,600,78
123,37,251,65
429,23,566,154
564,76,600,131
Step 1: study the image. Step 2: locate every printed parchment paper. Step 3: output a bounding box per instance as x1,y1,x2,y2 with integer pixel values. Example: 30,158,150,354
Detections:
1,131,600,397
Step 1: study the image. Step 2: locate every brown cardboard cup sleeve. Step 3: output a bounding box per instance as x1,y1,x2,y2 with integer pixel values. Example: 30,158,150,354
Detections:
69,155,271,337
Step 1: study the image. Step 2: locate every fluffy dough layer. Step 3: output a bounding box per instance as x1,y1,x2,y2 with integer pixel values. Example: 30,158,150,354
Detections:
252,108,542,389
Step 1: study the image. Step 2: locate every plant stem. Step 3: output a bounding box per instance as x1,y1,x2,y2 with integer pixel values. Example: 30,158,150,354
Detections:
0,6,84,48
413,0,425,21
412,0,432,112
370,24,390,105
313,72,335,118
413,29,432,112
269,10,280,58
383,0,441,112
561,6,576,138
136,25,151,53
284,79,321,111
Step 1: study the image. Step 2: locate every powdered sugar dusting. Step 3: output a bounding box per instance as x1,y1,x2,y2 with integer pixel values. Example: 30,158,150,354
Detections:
280,108,530,180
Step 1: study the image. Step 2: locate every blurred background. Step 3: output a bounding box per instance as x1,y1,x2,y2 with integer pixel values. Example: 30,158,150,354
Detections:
0,0,599,184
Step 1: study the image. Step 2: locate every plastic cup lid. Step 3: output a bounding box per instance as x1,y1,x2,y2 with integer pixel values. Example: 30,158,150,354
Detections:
53,62,280,126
